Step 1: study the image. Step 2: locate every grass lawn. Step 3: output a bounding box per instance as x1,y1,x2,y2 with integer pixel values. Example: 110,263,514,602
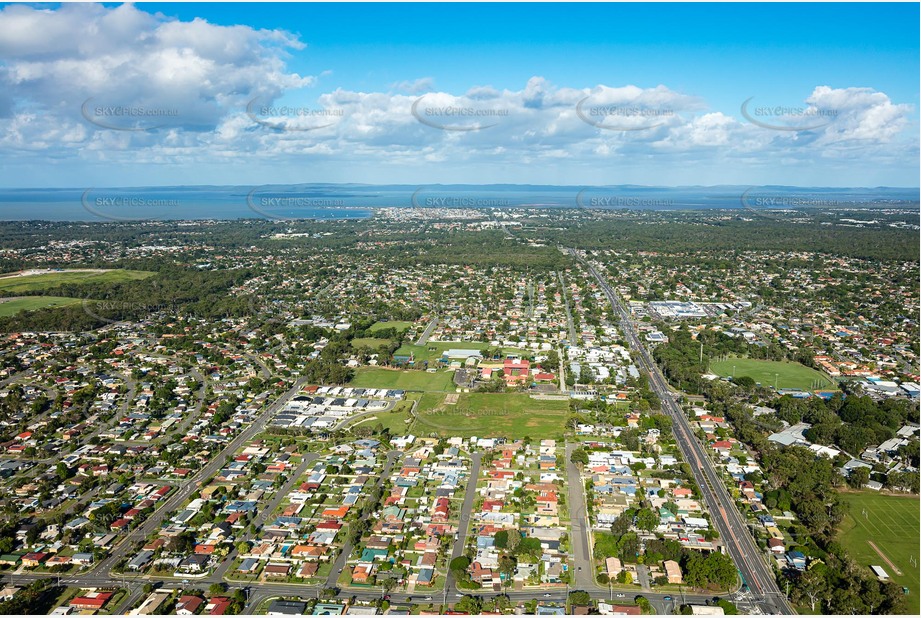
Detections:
351,337,393,349
395,340,530,364
0,269,154,294
368,320,413,333
0,296,82,316
350,367,457,392
838,491,920,613
709,358,837,390
413,392,568,439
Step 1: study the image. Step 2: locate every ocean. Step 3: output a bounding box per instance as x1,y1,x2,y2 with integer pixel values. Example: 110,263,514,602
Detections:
0,185,915,222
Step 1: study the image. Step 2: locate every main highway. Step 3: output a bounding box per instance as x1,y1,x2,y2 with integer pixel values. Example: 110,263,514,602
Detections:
576,250,795,615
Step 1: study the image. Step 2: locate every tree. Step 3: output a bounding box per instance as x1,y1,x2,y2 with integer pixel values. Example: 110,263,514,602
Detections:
209,583,228,596
506,529,522,552
635,508,658,532
610,513,631,537
847,466,870,489
499,555,516,587
449,556,471,573
570,447,589,466
568,590,591,606
454,595,482,614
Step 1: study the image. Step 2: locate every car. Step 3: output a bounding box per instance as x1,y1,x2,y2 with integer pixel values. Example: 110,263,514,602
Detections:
383,595,391,601
424,597,433,601
663,596,672,601
578,567,582,571
456,594,463,598
543,593,552,598
616,593,625,598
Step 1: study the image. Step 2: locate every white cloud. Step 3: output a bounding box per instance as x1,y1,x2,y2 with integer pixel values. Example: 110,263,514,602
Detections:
0,4,915,186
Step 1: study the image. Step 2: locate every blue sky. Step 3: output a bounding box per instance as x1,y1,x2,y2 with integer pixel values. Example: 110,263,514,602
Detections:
0,2,917,187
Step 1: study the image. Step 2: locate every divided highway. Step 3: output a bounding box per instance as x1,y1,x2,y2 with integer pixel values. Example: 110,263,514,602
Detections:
577,251,795,615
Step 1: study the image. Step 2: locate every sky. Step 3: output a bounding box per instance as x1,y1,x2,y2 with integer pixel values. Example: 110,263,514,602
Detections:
0,1,918,188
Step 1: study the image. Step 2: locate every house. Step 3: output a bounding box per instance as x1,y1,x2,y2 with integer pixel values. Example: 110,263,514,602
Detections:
176,595,204,615
180,553,211,572
352,562,374,584
268,599,307,615
21,552,48,567
70,591,114,611
265,563,291,578
298,561,320,578
433,497,450,522
767,538,785,554
664,560,682,584
787,550,807,570
206,597,232,615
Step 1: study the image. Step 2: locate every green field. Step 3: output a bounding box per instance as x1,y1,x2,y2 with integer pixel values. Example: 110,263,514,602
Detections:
395,340,530,363
0,296,82,317
710,358,837,390
413,392,568,439
350,367,457,392
838,491,920,613
368,320,413,333
351,337,393,349
0,269,154,294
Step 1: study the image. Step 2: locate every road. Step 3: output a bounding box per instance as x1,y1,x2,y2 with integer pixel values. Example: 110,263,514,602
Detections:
578,251,794,615
557,345,567,393
565,442,596,591
443,452,482,601
557,271,577,345
414,317,439,346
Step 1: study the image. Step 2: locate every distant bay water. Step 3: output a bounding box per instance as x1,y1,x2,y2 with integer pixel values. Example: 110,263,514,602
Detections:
0,185,916,222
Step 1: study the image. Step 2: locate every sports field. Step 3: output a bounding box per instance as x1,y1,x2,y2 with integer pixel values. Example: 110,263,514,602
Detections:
349,367,457,392
368,320,413,333
0,296,82,317
0,269,153,294
351,337,393,349
710,358,837,390
413,392,568,439
838,491,920,613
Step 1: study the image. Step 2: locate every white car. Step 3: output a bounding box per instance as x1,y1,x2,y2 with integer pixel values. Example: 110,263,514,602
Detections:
616,593,625,598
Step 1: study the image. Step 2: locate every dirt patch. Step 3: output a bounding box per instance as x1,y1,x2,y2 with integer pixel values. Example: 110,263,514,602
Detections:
868,540,903,575
444,394,459,405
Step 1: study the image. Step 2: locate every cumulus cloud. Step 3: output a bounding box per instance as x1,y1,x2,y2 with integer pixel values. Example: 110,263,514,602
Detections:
0,4,915,184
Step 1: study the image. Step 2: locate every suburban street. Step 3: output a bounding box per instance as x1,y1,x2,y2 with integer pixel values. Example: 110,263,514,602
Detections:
323,450,404,588
90,377,309,578
443,452,482,601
